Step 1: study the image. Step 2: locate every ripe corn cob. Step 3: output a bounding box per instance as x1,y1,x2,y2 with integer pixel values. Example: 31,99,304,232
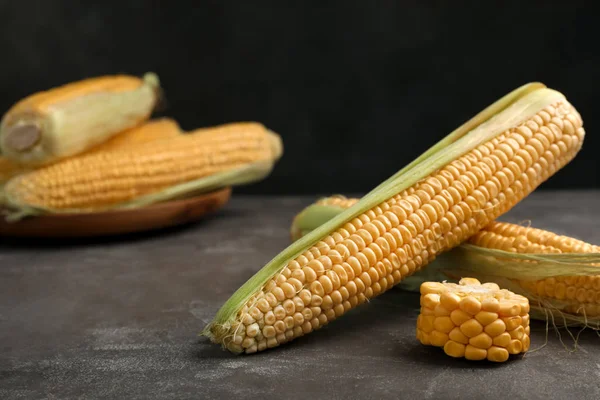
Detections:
2,122,282,214
0,118,181,186
468,222,600,317
204,83,585,354
470,221,600,255
0,73,160,165
417,278,530,362
291,198,600,320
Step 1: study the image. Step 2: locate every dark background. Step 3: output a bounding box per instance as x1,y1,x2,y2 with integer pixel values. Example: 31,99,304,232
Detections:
1,1,598,194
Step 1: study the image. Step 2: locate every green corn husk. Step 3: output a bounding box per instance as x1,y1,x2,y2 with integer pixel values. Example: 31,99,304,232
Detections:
203,83,573,350
290,200,600,327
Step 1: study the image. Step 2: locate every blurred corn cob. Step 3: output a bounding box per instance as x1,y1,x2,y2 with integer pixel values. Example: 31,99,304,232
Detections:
0,118,181,185
203,83,586,354
0,73,160,165
2,122,282,217
291,196,600,324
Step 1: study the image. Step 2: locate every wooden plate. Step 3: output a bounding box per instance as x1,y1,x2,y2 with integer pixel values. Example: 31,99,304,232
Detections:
0,187,232,238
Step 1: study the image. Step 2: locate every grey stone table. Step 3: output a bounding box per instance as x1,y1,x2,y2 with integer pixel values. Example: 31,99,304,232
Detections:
1,191,600,400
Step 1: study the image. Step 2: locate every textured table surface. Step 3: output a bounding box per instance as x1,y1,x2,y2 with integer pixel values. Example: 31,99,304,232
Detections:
1,190,600,400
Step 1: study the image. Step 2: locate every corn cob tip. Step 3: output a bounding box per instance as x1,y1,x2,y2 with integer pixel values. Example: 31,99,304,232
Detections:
142,72,163,111
142,72,160,89
267,129,284,160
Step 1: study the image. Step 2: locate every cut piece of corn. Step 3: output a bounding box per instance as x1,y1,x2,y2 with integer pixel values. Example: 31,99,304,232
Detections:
0,73,160,165
3,122,282,215
417,278,530,361
0,118,181,186
203,83,585,354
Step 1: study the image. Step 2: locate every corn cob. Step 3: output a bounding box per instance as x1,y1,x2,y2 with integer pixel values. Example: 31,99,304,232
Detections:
417,278,530,362
470,221,600,255
0,118,181,186
204,83,585,354
292,197,600,321
468,223,600,317
0,73,160,165
2,122,282,215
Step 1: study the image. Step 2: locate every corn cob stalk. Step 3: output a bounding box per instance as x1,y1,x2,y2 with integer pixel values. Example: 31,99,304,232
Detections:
417,278,530,362
0,73,160,165
203,83,585,354
2,122,282,218
293,198,600,324
0,118,181,186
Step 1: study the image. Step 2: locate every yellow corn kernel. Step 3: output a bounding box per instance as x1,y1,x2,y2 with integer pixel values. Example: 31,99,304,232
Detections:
460,297,482,315
503,316,522,331
469,332,493,349
484,319,507,337
448,327,469,344
430,331,450,347
475,311,499,326
444,341,466,358
421,293,441,309
487,346,509,362
460,319,483,338
0,73,161,165
450,309,472,326
440,292,461,310
433,304,451,317
492,332,512,347
433,316,454,333
416,279,530,362
465,345,487,361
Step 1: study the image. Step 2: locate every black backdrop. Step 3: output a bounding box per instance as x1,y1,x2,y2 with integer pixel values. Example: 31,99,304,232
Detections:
1,1,598,194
